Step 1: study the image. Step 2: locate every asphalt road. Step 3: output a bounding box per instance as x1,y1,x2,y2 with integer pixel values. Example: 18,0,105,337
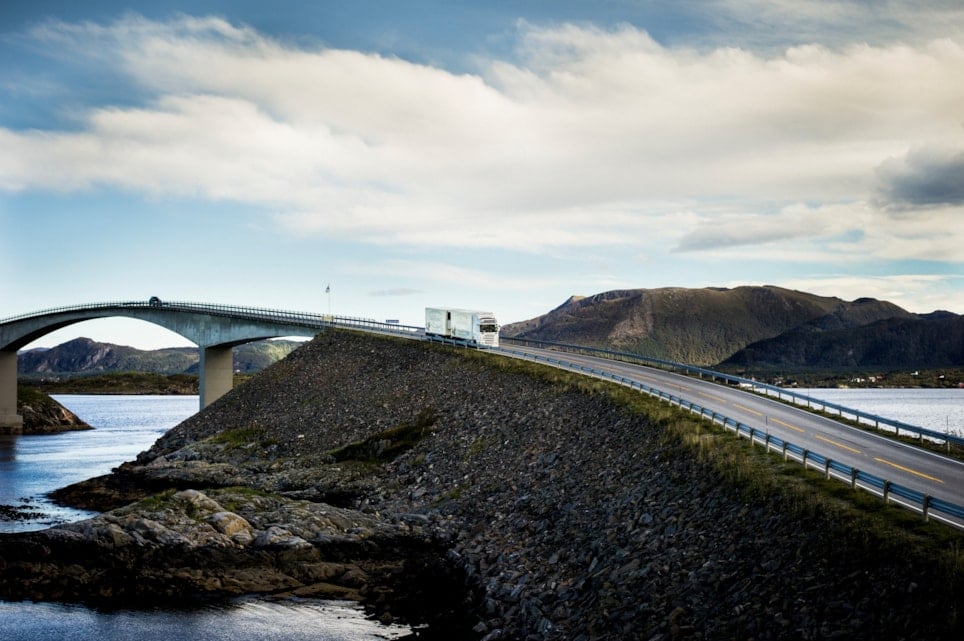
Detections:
496,343,964,527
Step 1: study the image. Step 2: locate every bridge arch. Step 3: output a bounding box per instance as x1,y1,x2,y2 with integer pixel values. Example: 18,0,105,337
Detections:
1,300,329,432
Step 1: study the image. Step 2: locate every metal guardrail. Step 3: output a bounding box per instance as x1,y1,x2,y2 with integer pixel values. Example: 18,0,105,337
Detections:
501,337,964,448
498,345,964,530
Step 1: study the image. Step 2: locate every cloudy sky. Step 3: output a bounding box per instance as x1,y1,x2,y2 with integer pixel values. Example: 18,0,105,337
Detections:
2,1,963,349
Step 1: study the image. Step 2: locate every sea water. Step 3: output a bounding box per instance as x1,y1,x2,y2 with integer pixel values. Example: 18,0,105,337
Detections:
0,395,411,640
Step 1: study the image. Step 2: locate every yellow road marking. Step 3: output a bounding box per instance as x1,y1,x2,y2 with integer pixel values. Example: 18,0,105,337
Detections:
769,417,805,433
698,390,728,403
634,373,666,385
732,403,763,417
814,434,861,454
874,458,944,484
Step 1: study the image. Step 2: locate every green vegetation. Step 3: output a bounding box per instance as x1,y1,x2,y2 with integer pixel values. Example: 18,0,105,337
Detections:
466,437,490,458
134,486,277,516
28,372,200,395
721,313,963,373
208,427,269,449
17,385,56,407
213,486,278,512
25,371,272,395
328,408,438,464
16,386,90,430
136,489,180,511
432,486,465,507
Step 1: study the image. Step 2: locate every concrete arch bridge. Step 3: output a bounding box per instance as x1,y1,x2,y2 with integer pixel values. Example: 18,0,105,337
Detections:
0,300,418,432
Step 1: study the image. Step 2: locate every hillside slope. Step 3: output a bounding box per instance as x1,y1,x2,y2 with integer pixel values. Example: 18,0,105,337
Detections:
16,387,90,434
18,337,303,377
18,338,195,375
721,311,964,371
501,286,912,365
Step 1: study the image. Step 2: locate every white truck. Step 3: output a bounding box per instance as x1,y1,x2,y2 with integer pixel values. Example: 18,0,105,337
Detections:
425,307,500,347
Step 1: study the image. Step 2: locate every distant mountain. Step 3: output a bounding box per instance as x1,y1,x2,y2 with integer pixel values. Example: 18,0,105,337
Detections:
18,337,303,378
720,311,964,371
500,286,916,366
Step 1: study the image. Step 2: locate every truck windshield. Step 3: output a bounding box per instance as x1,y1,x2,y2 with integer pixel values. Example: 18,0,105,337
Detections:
480,323,498,333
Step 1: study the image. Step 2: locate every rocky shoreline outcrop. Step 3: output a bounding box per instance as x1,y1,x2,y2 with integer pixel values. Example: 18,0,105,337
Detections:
1,330,962,639
16,387,90,434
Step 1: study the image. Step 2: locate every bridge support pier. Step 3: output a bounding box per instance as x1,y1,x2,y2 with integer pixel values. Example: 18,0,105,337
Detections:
199,346,234,409
0,350,23,434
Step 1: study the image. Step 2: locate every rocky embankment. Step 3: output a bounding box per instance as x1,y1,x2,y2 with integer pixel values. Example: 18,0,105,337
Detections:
16,387,90,434
2,331,962,640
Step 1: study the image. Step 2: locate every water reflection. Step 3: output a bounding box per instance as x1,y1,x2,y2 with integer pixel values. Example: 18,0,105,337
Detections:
0,395,197,532
0,597,411,640
0,434,14,464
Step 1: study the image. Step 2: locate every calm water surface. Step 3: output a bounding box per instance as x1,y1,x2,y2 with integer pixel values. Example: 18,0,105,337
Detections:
0,395,411,641
0,395,198,531
0,598,408,641
801,387,963,434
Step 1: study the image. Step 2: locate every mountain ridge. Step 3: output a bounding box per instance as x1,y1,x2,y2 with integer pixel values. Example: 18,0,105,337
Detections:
722,311,964,371
17,337,303,377
500,285,958,370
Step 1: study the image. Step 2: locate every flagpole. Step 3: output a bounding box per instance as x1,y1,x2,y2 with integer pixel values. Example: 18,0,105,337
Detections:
325,284,331,317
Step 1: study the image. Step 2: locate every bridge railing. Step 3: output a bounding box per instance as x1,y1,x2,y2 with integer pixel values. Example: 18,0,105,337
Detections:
0,300,423,338
156,301,422,335
501,336,964,448
498,345,964,530
0,301,149,324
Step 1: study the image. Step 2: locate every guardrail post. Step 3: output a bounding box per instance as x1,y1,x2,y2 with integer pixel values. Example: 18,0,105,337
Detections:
801,449,809,468
922,495,931,522
824,459,832,480
850,468,858,490
782,442,789,461
882,480,891,504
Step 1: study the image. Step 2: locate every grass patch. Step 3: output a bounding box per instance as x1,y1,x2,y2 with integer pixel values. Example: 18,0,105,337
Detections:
432,486,465,507
466,438,489,458
208,427,267,449
135,489,179,511
28,372,199,395
212,486,277,512
328,408,438,464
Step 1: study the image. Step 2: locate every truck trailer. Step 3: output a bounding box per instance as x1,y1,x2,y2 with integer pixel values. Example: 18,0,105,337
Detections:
424,307,500,347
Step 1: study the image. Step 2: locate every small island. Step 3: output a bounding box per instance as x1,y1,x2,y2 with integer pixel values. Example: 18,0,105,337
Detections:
16,387,90,434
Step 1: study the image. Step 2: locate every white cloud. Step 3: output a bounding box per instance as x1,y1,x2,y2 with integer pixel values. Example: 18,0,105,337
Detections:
349,259,559,291
773,274,964,315
1,14,963,265
675,201,964,265
674,202,867,252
